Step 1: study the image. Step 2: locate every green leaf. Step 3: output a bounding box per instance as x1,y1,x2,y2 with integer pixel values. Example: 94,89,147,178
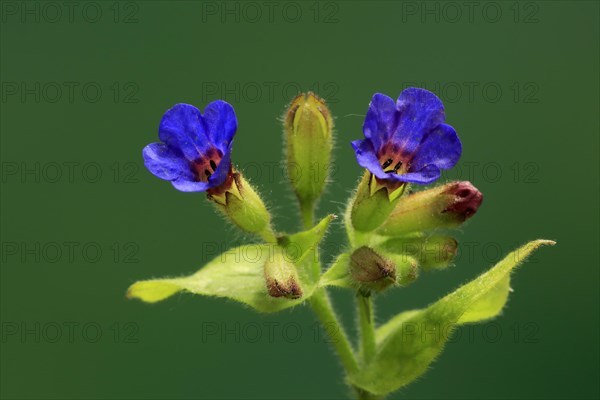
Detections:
457,271,510,324
128,244,302,312
375,309,421,346
127,215,335,313
349,239,555,395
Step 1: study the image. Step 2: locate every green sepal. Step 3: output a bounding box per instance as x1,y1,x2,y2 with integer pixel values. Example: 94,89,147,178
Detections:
212,173,276,242
349,239,555,395
349,173,403,233
319,253,354,288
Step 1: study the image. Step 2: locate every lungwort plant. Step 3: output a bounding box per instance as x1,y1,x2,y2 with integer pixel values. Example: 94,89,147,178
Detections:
128,88,555,399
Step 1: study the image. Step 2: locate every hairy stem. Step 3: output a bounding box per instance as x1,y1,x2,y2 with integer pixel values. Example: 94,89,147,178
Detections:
300,199,315,229
300,193,362,394
357,293,376,365
309,288,359,375
258,226,278,243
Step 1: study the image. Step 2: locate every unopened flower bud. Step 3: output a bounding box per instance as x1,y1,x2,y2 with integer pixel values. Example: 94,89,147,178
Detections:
210,172,276,242
350,246,397,292
383,253,419,286
285,92,333,223
381,236,458,270
264,250,303,299
377,181,483,237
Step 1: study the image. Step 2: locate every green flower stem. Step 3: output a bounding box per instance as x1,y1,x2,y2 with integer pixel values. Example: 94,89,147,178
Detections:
356,296,384,400
301,199,360,391
258,226,277,243
300,200,320,278
357,293,376,365
300,200,315,229
309,287,359,375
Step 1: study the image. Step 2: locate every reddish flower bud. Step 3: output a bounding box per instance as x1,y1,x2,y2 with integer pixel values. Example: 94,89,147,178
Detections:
377,181,483,236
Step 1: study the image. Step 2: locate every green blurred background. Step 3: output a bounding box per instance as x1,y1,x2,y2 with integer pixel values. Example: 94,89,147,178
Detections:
1,1,598,399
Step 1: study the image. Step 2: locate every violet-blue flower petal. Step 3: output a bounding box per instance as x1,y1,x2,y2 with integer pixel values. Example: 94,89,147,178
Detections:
351,139,389,180
142,142,191,181
410,123,462,172
208,141,233,188
393,88,445,155
143,101,240,193
158,103,212,161
351,88,461,186
395,164,441,184
363,93,398,152
203,100,237,154
170,178,211,192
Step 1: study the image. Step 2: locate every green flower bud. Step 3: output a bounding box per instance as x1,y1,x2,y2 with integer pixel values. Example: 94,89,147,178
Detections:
383,252,419,286
264,249,303,299
350,246,397,293
377,181,483,237
381,236,458,271
210,172,276,242
350,172,406,232
285,92,333,223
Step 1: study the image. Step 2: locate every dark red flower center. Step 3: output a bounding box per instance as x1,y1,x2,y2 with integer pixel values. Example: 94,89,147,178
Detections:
191,148,222,182
377,142,411,175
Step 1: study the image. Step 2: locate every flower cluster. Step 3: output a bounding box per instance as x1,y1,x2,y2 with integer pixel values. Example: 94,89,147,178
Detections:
129,88,553,400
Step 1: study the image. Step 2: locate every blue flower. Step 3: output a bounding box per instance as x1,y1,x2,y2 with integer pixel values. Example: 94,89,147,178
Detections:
143,101,237,192
352,88,461,185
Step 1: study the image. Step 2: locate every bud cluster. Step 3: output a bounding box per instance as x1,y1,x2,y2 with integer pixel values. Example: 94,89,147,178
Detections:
344,181,482,292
